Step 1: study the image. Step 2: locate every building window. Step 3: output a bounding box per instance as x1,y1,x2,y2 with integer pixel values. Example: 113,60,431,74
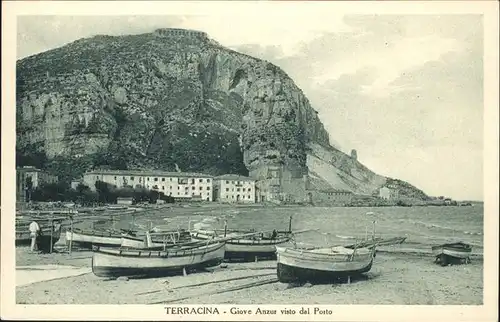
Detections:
114,176,117,180
162,186,165,190
248,195,251,199
162,178,165,182
242,188,245,192
147,178,150,181
226,181,229,184
238,181,241,185
170,178,172,181
169,186,172,189
191,179,195,184
207,179,210,183
192,186,195,190
232,181,235,184
236,188,240,192
207,187,210,190
226,188,229,192
199,186,202,190
248,188,251,192
185,191,188,195
154,178,158,182
185,186,189,190
199,179,203,183
130,176,134,181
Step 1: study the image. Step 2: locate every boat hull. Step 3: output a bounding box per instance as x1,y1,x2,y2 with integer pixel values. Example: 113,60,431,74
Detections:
276,246,375,283
191,231,290,260
120,236,179,249
91,242,226,278
431,242,472,259
431,247,471,259
66,230,123,249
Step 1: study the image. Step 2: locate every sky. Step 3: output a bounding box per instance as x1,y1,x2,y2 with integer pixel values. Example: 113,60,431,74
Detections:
16,14,485,201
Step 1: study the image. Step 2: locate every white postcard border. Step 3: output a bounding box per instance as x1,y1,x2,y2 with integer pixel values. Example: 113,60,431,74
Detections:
1,1,498,321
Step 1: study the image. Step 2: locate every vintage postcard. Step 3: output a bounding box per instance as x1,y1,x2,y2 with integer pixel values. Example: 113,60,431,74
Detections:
1,0,498,321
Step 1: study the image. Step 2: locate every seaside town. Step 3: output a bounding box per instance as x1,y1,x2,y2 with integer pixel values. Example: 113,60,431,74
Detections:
11,20,484,309
16,165,466,207
14,161,481,306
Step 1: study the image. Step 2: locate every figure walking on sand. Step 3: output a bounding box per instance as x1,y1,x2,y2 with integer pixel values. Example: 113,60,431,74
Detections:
29,220,40,252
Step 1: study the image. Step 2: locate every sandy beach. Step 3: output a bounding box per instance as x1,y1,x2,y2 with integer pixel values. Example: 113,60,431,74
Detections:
16,245,483,305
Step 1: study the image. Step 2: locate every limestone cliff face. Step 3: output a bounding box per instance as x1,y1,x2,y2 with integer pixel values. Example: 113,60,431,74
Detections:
17,29,329,181
16,28,427,200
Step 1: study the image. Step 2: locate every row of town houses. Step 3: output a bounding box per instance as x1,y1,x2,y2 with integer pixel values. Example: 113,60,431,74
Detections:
78,170,256,203
16,166,400,205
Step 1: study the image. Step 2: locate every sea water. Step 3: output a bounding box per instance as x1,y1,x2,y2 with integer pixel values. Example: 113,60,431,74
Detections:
112,205,484,255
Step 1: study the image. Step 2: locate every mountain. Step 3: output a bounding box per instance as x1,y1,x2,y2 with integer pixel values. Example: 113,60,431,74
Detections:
16,28,429,202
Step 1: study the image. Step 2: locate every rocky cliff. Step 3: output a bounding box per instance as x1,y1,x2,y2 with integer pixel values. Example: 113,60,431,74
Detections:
16,28,428,200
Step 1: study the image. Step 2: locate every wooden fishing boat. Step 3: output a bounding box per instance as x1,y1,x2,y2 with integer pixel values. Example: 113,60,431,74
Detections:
432,242,472,266
190,229,291,260
65,228,131,249
15,226,62,252
91,242,226,278
276,245,376,283
189,216,296,261
120,230,191,249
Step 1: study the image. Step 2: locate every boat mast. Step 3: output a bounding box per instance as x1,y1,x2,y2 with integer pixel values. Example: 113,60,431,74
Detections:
372,219,376,240
288,215,293,233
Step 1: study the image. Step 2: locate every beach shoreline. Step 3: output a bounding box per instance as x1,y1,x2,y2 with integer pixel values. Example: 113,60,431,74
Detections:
15,246,483,305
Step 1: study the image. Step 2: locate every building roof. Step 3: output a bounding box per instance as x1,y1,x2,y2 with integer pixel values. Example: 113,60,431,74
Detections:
214,174,255,181
84,169,214,178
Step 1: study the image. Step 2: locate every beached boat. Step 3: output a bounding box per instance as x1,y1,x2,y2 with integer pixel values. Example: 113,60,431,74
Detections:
120,230,191,249
190,229,291,260
189,216,296,260
15,225,62,252
432,242,472,265
65,228,129,249
91,242,226,278
276,245,376,283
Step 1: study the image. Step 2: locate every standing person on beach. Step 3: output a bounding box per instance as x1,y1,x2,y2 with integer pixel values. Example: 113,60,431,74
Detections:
53,220,61,234
29,220,40,252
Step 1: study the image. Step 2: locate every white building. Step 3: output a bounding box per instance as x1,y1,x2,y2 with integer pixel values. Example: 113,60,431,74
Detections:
82,170,214,202
379,186,399,200
214,174,256,203
16,166,59,202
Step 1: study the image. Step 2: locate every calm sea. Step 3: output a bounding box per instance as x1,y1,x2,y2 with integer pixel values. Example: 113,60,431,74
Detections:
109,204,483,255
